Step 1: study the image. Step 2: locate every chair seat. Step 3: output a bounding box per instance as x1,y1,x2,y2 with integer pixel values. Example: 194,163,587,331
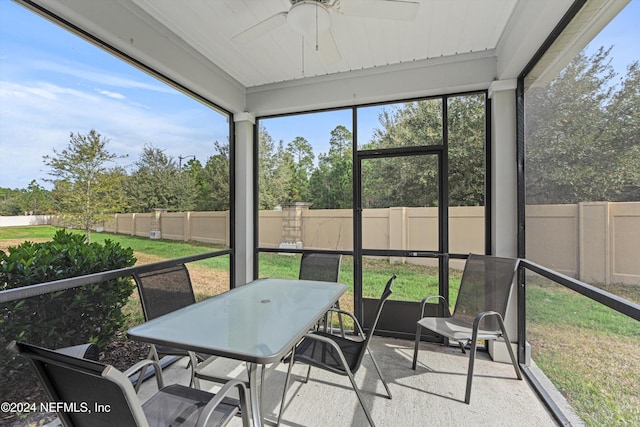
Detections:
417,316,502,341
290,331,365,375
143,384,239,427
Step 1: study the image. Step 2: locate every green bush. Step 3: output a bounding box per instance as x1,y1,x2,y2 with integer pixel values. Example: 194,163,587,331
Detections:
0,229,136,380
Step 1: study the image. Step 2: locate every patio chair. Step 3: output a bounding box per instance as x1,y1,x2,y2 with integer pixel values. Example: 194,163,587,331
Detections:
298,252,345,336
8,340,249,427
55,343,99,361
411,254,522,404
278,274,396,427
132,264,215,389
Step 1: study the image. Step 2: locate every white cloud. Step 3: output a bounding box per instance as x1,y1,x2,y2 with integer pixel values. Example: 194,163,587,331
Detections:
30,59,176,94
0,79,226,190
97,89,126,99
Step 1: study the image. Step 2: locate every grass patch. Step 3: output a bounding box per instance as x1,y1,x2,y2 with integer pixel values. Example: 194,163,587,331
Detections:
0,226,230,269
0,225,59,240
527,281,640,426
527,285,639,337
258,252,458,303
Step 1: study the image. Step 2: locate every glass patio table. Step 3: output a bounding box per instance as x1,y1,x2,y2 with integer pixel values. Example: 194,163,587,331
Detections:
128,277,347,427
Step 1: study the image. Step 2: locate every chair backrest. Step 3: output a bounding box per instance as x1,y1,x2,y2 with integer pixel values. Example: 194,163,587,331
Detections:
9,341,146,427
355,274,396,369
298,253,342,282
133,264,196,321
452,254,519,331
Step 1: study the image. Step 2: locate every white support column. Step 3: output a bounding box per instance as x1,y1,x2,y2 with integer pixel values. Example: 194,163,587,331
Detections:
489,79,518,258
488,80,520,363
234,112,255,287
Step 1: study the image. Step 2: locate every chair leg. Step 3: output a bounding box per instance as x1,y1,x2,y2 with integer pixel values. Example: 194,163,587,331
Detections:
464,314,523,404
367,348,392,399
336,312,346,338
464,328,480,404
412,324,422,370
344,365,377,427
188,351,199,388
260,363,266,419
335,300,345,338
324,302,346,338
135,346,159,392
496,316,523,381
303,364,312,383
277,349,296,427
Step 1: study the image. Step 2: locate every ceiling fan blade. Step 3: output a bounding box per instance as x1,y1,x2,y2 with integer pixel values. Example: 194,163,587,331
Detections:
317,30,341,64
339,0,420,21
232,12,288,43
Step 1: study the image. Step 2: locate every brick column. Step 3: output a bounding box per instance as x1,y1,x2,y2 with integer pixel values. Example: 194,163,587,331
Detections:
280,202,311,249
150,209,165,239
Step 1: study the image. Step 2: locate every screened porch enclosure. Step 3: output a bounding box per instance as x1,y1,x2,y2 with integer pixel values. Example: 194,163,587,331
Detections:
256,92,487,339
7,0,639,426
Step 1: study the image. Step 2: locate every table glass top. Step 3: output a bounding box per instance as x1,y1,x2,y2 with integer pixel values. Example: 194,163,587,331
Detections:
128,278,346,364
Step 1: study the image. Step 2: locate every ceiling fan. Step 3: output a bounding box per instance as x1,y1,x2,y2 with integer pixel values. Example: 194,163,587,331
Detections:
232,0,420,64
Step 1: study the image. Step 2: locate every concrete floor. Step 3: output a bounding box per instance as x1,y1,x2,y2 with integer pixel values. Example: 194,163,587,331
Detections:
141,336,563,427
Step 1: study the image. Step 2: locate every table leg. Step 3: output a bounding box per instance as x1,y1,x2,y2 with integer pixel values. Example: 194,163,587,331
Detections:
248,362,263,427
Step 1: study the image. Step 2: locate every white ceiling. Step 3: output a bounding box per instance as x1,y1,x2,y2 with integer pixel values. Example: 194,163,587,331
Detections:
129,0,519,88
23,0,608,115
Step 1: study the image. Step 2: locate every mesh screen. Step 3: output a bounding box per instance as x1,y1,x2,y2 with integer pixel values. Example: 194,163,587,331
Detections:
452,255,517,331
298,253,342,282
143,384,237,427
135,265,196,320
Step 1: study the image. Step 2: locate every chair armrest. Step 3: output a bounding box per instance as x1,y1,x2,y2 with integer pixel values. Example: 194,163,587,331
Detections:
325,308,366,337
471,311,505,338
472,310,501,326
419,295,448,318
195,379,250,427
300,332,353,367
124,359,164,391
326,308,357,322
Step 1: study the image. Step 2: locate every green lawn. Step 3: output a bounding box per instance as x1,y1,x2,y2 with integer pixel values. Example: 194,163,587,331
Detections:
526,280,640,426
0,226,457,304
0,225,61,240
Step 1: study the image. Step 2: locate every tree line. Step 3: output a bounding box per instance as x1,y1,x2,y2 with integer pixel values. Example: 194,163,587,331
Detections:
1,47,637,239
526,47,639,203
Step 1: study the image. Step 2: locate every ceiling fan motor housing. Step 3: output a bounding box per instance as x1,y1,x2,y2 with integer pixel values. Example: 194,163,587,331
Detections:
287,1,332,37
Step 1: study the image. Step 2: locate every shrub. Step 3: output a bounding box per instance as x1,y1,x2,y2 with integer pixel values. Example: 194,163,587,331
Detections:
0,229,136,381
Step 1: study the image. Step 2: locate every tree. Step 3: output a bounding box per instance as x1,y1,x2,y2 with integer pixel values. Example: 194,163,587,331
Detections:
604,61,640,201
188,141,230,211
0,188,24,216
43,129,127,242
126,144,196,212
286,136,314,202
360,96,485,208
447,94,486,206
309,125,353,209
526,47,640,204
258,126,292,209
361,101,441,208
369,100,443,148
24,180,53,215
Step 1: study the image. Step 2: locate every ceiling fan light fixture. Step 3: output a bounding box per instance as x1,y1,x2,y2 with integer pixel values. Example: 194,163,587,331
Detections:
287,1,331,37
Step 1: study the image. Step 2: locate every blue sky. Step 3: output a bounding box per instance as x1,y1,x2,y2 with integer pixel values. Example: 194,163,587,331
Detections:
0,1,230,190
1,0,638,191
